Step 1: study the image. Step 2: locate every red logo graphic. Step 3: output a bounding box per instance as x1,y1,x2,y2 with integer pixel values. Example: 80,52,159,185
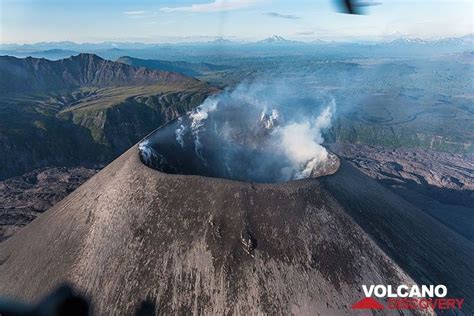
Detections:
351,297,385,310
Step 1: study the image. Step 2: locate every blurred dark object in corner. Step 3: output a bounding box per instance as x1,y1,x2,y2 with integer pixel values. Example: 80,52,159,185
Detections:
336,0,381,15
134,299,156,316
0,285,158,316
0,284,89,316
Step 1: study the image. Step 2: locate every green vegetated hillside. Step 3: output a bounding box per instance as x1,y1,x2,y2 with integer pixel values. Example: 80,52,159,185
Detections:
0,54,218,179
326,90,474,153
328,118,473,154
197,56,474,154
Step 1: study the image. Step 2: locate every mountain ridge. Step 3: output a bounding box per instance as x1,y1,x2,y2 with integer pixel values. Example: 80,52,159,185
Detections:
0,53,200,95
1,33,472,50
0,54,217,180
116,56,233,77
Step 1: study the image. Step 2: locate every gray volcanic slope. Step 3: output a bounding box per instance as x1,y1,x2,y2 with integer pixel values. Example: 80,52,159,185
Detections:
321,162,474,312
0,146,468,315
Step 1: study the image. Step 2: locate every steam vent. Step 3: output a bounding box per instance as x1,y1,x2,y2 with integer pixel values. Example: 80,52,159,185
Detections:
139,101,340,183
0,119,472,314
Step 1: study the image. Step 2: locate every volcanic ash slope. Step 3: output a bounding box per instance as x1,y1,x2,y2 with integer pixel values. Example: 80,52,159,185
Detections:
0,146,434,315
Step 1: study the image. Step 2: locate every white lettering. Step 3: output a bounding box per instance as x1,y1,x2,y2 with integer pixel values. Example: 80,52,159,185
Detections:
397,285,409,297
387,285,397,297
435,285,447,298
374,285,386,297
409,286,421,297
360,284,448,299
421,285,434,297
362,285,374,297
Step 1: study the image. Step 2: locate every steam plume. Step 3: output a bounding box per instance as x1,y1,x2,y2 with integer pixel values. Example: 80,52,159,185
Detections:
140,81,340,182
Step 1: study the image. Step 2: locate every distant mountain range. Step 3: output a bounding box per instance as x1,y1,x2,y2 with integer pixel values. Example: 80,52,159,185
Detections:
116,56,234,77
387,33,474,46
22,48,80,60
2,34,473,50
2,34,472,61
254,35,301,45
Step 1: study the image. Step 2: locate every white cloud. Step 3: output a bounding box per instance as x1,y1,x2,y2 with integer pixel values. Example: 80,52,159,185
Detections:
296,31,315,36
124,11,146,16
160,0,260,13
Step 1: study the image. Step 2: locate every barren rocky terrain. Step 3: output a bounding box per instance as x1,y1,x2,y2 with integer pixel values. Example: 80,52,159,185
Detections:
331,143,474,241
0,166,99,241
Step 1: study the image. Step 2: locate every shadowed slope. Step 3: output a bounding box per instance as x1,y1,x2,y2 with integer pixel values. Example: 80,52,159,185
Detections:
321,161,474,312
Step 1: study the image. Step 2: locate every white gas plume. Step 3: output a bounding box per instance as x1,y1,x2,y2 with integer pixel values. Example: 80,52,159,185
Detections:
166,81,338,181
140,80,339,183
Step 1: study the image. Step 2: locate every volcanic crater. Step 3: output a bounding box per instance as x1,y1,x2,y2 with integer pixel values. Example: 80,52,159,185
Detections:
139,103,340,183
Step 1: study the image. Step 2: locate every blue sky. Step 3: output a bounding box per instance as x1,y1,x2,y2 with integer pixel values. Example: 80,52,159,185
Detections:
1,0,472,43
